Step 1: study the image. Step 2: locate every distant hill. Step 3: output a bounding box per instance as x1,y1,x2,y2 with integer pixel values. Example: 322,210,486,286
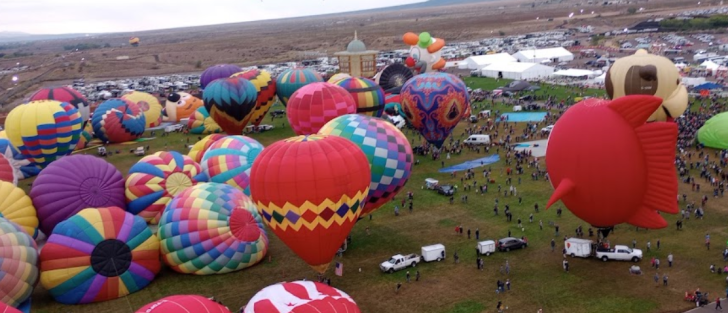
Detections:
360,0,496,13
0,32,92,43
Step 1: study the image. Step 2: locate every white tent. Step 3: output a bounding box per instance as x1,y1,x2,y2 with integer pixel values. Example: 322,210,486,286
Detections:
552,69,597,78
462,53,518,70
481,62,555,80
594,73,606,84
513,47,574,63
701,60,720,71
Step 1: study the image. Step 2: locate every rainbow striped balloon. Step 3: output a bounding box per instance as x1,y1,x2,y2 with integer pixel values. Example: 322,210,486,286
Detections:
157,183,268,275
187,134,226,163
39,207,160,304
125,151,208,224
334,77,386,118
0,217,38,308
201,136,263,195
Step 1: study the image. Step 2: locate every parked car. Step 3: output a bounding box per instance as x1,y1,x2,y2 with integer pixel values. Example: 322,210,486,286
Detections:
436,185,455,196
595,245,642,262
270,110,286,118
541,125,555,133
380,254,420,273
497,237,527,252
421,244,446,262
469,115,478,123
134,147,146,156
464,134,490,145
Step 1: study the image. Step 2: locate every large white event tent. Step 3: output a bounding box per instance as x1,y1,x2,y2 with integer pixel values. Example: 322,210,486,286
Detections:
513,47,575,63
481,62,555,80
552,69,598,78
459,53,518,70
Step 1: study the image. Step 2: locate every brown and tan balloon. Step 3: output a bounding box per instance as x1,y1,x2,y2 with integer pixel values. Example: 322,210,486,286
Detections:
605,49,688,121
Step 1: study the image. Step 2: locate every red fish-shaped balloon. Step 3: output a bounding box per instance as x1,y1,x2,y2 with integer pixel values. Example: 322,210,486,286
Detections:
545,95,678,229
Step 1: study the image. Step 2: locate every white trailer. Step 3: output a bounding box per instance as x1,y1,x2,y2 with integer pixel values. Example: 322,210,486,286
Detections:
564,238,594,258
477,240,496,256
421,244,445,262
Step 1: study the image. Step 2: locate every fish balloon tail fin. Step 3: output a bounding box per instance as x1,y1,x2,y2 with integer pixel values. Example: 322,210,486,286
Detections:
608,95,663,128
627,208,668,229
635,122,680,214
546,179,574,210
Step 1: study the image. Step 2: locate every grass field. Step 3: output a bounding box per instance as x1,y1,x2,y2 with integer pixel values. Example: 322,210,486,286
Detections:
26,77,728,313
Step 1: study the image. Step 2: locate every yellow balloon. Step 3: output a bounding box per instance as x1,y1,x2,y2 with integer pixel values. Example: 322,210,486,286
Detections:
122,91,163,128
0,181,38,238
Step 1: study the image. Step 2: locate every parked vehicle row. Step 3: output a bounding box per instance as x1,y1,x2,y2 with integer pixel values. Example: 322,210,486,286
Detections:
564,238,643,262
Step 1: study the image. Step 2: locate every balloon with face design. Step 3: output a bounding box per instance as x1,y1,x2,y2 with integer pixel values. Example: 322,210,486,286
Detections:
403,32,446,74
400,73,469,148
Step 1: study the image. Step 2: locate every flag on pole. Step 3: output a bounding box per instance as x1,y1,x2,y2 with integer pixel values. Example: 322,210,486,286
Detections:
335,262,343,276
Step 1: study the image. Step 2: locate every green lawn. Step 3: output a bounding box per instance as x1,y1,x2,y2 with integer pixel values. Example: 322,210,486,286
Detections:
27,78,727,313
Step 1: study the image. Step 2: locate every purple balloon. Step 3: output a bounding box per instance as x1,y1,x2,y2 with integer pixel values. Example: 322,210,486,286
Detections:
30,155,125,235
200,64,243,90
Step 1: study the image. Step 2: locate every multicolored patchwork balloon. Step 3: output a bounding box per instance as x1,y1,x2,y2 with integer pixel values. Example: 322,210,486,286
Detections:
135,295,232,313
0,217,38,309
250,135,370,273
0,139,39,180
275,68,324,106
244,281,360,313
231,69,277,127
29,86,90,125
187,107,223,134
92,98,146,143
400,72,469,148
319,115,413,216
126,151,207,224
40,207,160,304
0,181,38,238
286,82,357,135
202,136,263,195
158,183,268,275
200,64,243,90
187,134,226,163
203,77,259,135
334,77,385,118
122,91,163,128
4,100,82,168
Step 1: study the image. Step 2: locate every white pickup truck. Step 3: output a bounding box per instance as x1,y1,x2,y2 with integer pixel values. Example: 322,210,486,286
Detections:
595,245,643,262
380,254,421,273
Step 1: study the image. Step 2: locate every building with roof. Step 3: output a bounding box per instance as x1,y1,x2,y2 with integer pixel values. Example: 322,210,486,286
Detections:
513,47,574,63
481,62,555,80
460,53,518,70
334,32,379,78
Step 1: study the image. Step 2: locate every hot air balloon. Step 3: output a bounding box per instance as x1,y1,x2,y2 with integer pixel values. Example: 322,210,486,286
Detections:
384,94,406,120
376,63,414,94
201,136,263,195
135,295,231,313
200,64,243,90
275,68,324,106
403,32,446,74
30,155,126,235
400,72,469,148
187,107,223,134
319,115,413,216
334,77,385,118
75,129,93,150
328,73,351,84
40,207,160,304
0,139,39,180
250,135,370,273
0,154,16,185
92,98,146,143
188,134,226,163
126,151,207,224
0,302,22,313
129,37,140,47
4,100,82,168
0,181,38,238
0,218,38,309
158,183,268,274
203,77,258,135
122,91,163,128
244,281,360,313
164,92,204,122
29,86,91,125
231,69,277,127
287,82,357,135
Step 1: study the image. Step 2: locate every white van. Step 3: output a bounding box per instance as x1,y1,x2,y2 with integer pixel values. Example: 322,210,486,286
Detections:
564,238,594,258
421,244,446,262
477,240,496,256
464,134,490,145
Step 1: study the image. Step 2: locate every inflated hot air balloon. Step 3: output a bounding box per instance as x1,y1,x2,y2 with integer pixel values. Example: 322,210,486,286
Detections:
129,37,140,47
203,77,258,135
275,68,324,106
334,77,385,118
403,32,446,74
0,218,38,309
200,64,243,90
384,94,406,119
0,154,16,185
287,82,357,135
136,295,231,313
126,151,207,224
0,181,38,238
201,136,263,195
231,69,277,127
400,72,469,148
29,86,91,125
158,183,268,274
250,135,370,273
328,73,351,84
75,129,92,150
187,107,223,134
376,63,414,94
319,115,413,216
30,155,125,235
165,92,204,122
188,134,226,163
40,207,160,304
0,131,5,139
244,281,360,313
122,91,163,128
92,98,146,143
0,139,39,180
5,100,82,168
0,302,22,313
698,112,728,149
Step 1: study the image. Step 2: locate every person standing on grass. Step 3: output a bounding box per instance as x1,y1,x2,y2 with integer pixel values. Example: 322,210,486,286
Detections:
476,228,480,240
415,270,420,282
468,228,471,239
655,258,660,269
647,241,651,252
460,225,464,236
707,233,711,250
406,271,410,283
540,220,543,230
563,258,569,272
668,253,674,267
506,279,511,291
551,239,555,252
717,297,723,310
396,282,402,294
654,272,659,286
663,274,668,286
657,238,661,250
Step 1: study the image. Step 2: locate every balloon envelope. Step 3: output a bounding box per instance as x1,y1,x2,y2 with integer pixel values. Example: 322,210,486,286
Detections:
244,281,360,313
0,139,39,180
122,91,163,128
698,112,728,149
187,107,223,134
275,68,323,106
136,295,231,313
231,69,277,127
203,77,258,135
188,134,226,163
334,77,385,118
92,98,146,143
202,136,263,195
0,217,38,308
286,82,357,135
0,181,38,238
201,64,243,90
29,86,90,124
165,92,204,122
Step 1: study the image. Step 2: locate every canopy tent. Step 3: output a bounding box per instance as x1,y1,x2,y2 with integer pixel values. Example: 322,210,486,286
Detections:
481,62,555,81
698,112,728,149
594,73,606,84
462,53,517,70
552,69,597,78
694,82,723,91
497,80,540,92
700,60,720,71
513,47,574,63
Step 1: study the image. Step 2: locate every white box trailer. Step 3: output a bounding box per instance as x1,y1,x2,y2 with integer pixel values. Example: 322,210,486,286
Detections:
421,244,445,262
477,240,496,256
565,238,594,258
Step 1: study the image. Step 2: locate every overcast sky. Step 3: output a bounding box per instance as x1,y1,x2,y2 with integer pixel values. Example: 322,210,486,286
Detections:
0,0,426,34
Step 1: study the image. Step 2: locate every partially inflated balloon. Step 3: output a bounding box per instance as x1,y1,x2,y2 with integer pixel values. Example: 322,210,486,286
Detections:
126,151,207,224
334,77,385,118
203,77,258,135
75,129,92,150
158,183,268,274
328,73,351,84
287,82,357,135
250,135,370,273
165,92,205,122
319,115,413,216
5,100,82,168
136,295,231,313
275,68,323,106
187,134,226,163
244,281,360,313
231,69,277,127
0,154,16,186
400,73,469,148
0,218,38,308
30,86,90,125
40,207,160,304
187,107,222,134
0,139,39,180
0,181,38,238
200,64,243,90
122,91,163,128
92,98,146,143
202,136,263,195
